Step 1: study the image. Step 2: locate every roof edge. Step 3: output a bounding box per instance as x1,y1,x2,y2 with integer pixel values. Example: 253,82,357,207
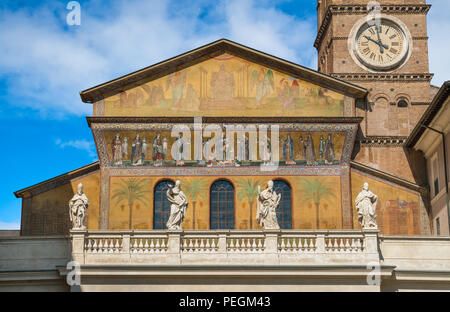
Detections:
405,81,450,148
14,162,100,198
350,161,427,196
79,38,367,103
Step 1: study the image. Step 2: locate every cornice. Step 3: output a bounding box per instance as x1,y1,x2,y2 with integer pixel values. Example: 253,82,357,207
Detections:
86,116,364,126
331,73,433,82
315,4,431,50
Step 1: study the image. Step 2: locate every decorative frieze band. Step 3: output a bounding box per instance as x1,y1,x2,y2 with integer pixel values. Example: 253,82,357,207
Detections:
330,36,427,41
331,73,433,82
359,136,408,147
315,4,431,49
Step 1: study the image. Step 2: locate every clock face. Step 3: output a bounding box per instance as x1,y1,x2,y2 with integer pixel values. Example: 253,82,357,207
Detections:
354,19,409,70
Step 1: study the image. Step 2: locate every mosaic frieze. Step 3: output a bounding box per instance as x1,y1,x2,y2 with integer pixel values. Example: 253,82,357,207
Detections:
91,123,358,169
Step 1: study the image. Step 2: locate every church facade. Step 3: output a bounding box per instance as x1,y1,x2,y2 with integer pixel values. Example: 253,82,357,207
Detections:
2,0,450,292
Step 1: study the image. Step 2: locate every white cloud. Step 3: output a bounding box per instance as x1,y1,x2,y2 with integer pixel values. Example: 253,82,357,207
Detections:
428,0,450,87
0,220,20,230
55,138,97,159
0,0,317,117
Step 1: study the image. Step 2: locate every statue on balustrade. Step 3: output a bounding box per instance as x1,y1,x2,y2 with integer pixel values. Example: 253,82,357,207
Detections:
166,180,188,230
355,182,378,229
69,183,89,230
256,180,281,230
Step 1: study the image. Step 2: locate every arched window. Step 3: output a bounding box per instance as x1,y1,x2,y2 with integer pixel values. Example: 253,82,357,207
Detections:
397,99,408,108
210,180,235,229
153,180,174,229
273,180,292,229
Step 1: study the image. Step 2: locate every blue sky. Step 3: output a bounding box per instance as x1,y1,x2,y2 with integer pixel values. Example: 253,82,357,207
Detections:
0,0,448,229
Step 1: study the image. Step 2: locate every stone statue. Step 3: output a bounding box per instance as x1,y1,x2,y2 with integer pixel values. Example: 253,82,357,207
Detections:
69,183,89,230
166,180,188,230
256,180,281,230
355,182,378,229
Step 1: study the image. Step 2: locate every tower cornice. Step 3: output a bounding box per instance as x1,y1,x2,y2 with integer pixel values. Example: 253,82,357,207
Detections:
314,4,431,50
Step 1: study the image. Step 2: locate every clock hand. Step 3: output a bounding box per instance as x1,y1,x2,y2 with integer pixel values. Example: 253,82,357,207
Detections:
363,35,388,50
375,24,384,53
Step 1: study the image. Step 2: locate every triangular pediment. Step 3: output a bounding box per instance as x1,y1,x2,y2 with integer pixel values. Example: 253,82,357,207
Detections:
80,39,366,117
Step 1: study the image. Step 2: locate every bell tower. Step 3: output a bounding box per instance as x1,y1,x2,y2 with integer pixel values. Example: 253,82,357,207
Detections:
315,0,435,181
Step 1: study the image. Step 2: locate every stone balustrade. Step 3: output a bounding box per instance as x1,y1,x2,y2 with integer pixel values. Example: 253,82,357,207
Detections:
71,229,380,265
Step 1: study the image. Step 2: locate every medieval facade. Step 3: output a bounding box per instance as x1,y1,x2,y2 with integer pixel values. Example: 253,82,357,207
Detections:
1,0,450,292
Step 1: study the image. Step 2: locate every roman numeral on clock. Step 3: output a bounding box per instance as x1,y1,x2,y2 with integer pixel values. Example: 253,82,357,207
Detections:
370,53,376,60
389,34,397,39
363,47,370,55
390,48,398,54
392,42,399,46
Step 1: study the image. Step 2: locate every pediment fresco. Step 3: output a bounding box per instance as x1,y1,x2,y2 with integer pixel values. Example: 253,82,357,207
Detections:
102,53,349,117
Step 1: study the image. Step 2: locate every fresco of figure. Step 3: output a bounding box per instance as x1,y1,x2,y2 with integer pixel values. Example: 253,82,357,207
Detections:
299,136,307,160
256,180,281,230
211,64,235,102
282,134,295,165
174,132,186,166
305,134,317,165
324,134,335,164
112,133,123,166
152,133,164,166
251,68,274,105
141,137,148,164
276,78,299,109
184,83,200,111
162,137,168,160
318,135,326,159
205,138,217,167
131,133,143,166
141,84,165,106
69,183,89,230
196,136,206,165
237,135,246,161
122,137,128,161
355,183,378,229
166,71,187,109
260,137,271,162
166,180,188,230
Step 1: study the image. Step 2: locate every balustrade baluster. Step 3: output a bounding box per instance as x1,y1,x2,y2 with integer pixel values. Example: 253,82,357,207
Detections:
156,238,162,253
345,239,350,253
